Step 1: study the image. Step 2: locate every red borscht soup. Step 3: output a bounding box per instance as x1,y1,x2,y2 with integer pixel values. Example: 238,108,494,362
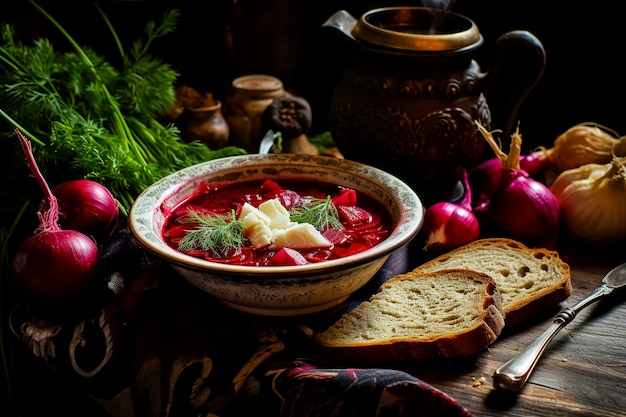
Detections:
162,178,392,266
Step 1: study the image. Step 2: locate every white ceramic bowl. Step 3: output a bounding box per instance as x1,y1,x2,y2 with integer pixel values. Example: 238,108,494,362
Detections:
129,153,423,316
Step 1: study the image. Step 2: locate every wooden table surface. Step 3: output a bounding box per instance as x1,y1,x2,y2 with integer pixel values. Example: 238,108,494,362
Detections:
405,243,626,417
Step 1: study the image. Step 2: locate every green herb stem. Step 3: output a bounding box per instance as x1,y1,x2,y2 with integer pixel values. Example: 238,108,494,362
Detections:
0,109,44,146
94,3,125,59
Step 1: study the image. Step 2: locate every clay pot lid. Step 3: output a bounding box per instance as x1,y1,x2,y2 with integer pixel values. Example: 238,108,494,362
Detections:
352,7,482,52
232,74,283,93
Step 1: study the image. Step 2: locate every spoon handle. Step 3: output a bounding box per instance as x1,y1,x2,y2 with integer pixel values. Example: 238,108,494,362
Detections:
492,284,613,391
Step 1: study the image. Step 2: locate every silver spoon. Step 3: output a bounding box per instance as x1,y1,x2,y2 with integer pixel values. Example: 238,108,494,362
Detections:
493,262,626,391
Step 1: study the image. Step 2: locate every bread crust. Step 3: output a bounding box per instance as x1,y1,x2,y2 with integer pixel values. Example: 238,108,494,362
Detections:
314,269,505,364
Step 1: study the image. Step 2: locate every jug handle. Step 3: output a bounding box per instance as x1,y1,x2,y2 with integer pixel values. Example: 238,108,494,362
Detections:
485,30,546,140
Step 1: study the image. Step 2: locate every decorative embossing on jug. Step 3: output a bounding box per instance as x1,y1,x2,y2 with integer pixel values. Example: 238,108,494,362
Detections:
324,7,546,204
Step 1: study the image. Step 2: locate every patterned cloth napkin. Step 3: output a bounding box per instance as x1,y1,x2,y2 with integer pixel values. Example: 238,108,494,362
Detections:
9,226,472,417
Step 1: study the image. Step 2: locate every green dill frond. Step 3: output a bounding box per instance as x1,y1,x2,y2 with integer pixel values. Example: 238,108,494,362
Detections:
177,209,244,257
289,196,341,231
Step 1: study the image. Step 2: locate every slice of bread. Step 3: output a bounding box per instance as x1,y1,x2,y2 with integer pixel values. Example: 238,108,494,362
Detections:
315,269,505,363
410,238,572,328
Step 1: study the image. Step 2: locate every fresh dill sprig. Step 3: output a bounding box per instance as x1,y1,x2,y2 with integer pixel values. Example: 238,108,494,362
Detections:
177,209,244,257
289,196,342,231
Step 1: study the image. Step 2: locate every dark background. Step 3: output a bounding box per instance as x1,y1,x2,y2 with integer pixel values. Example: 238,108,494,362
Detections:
4,0,626,149
2,0,625,415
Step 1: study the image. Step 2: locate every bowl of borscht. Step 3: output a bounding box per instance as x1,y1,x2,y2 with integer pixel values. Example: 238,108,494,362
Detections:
129,153,424,316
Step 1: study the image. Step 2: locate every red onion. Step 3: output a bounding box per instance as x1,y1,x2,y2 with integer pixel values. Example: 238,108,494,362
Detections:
471,150,551,212
421,168,480,253
52,179,119,244
471,157,508,213
11,129,100,311
475,123,560,248
520,150,552,177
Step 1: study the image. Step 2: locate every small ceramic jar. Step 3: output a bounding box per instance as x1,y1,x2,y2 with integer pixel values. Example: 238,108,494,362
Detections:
222,74,289,153
178,100,229,149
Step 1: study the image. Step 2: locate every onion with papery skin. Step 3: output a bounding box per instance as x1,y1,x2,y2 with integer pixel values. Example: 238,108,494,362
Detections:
551,156,626,244
475,122,560,249
52,179,119,244
547,123,626,173
548,163,607,197
11,129,100,312
422,168,480,253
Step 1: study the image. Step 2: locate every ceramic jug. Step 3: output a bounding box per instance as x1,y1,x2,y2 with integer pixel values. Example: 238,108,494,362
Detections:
323,7,546,204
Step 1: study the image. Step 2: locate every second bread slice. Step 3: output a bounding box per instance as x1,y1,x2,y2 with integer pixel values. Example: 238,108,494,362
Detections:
315,269,505,363
410,238,572,328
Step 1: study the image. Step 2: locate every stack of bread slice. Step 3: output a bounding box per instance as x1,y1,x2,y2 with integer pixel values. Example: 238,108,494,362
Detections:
315,238,572,363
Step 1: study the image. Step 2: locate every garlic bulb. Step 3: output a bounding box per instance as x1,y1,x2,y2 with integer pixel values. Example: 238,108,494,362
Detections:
547,124,626,173
551,156,626,243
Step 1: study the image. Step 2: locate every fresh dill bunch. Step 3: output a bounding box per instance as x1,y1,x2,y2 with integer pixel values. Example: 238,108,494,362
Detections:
177,209,244,257
289,196,342,231
0,3,246,214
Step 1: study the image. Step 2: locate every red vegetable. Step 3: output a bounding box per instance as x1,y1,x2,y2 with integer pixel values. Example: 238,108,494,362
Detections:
520,150,552,177
11,129,100,311
475,123,560,248
322,227,351,246
268,247,309,266
52,179,119,244
471,150,551,212
260,180,301,209
331,188,357,206
303,249,334,263
421,168,480,253
337,205,372,226
471,157,505,212
332,241,370,258
272,189,301,210
260,178,283,193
